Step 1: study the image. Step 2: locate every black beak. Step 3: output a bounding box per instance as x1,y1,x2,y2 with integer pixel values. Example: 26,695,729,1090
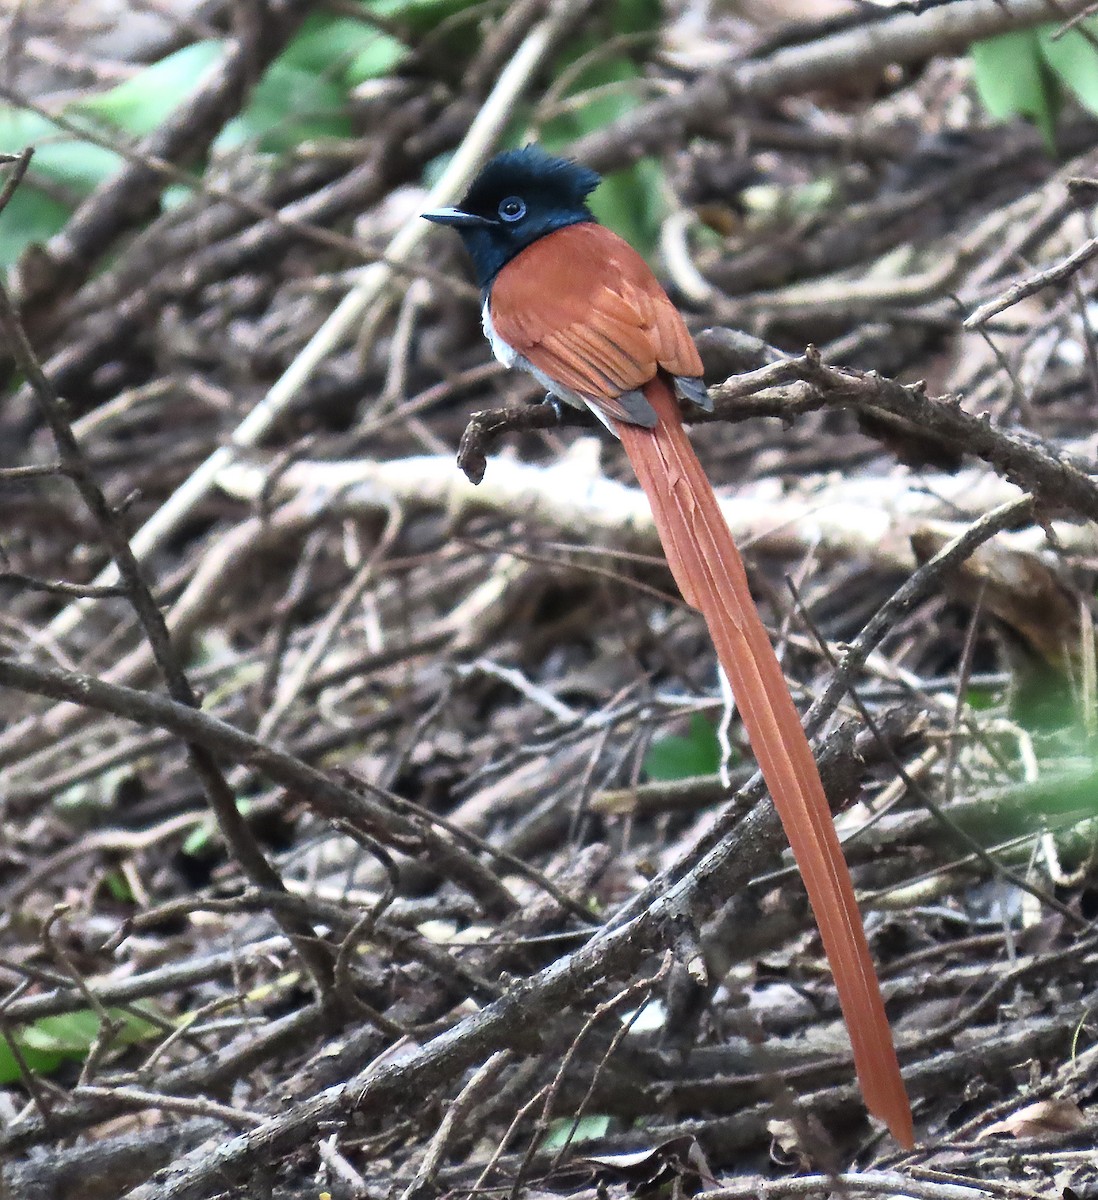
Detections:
422,206,495,228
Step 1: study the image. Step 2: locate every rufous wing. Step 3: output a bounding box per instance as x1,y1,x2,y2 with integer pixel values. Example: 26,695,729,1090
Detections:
489,223,703,425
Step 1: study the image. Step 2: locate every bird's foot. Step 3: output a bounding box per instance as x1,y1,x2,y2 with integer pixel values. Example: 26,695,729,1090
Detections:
540,392,566,424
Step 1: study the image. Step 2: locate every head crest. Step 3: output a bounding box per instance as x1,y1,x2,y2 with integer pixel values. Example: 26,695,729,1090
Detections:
459,146,601,213
426,146,602,289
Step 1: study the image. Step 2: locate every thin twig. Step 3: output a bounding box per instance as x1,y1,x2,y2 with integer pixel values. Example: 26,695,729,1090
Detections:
964,233,1098,327
0,272,336,994
41,0,592,644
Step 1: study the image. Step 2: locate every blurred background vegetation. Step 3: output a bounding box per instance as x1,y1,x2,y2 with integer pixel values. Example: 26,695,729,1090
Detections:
0,0,674,267
2,1,1098,270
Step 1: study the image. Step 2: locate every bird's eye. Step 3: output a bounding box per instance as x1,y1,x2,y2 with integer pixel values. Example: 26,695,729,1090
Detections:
498,196,526,222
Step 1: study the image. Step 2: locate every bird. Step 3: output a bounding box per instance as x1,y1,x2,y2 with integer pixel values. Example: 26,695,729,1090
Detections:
424,145,914,1148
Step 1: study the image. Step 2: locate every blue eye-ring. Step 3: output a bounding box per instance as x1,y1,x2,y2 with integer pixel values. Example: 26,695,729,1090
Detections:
498,196,526,222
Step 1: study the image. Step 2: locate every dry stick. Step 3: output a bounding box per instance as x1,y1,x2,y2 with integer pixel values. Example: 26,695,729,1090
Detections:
0,1118,235,1199
804,497,1039,740
0,571,127,599
0,813,206,909
1054,0,1098,35
4,748,873,1190
42,0,590,645
0,146,32,215
607,492,1041,940
0,667,834,1197
318,1139,369,1199
0,279,336,993
0,500,321,771
789,351,1098,524
0,722,897,1192
0,82,468,298
398,1050,513,1200
0,1020,53,1122
255,503,403,743
518,966,670,1190
0,941,288,1022
695,1173,998,1200
909,1167,1042,1200
40,908,124,1038
4,1011,333,1163
472,1082,552,1195
544,958,672,1170
73,1085,262,1130
460,349,1098,527
887,933,1098,1090
42,0,1075,641
786,570,1085,928
964,232,1098,327
21,0,317,300
0,655,516,919
110,831,744,1200
574,0,1098,170
111,722,963,1200
0,463,66,480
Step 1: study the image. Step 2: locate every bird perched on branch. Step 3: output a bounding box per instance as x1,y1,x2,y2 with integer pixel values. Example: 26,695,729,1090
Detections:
424,145,913,1147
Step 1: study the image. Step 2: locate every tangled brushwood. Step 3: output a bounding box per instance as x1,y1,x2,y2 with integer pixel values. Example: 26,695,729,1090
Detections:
2,2,1098,1197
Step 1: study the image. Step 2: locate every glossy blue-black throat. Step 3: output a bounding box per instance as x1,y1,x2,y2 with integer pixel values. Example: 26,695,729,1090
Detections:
424,146,600,292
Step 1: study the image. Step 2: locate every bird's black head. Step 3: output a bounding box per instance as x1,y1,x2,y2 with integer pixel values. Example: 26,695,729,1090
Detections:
423,146,600,291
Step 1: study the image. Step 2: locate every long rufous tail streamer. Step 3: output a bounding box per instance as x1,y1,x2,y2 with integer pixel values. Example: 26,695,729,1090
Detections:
617,377,913,1148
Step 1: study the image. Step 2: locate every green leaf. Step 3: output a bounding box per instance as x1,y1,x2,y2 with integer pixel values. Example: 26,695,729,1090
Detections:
965,685,1000,712
103,870,136,902
0,108,122,194
644,713,723,782
220,61,353,152
76,41,225,136
30,140,123,194
0,106,55,149
368,0,478,35
741,176,838,221
275,12,408,86
161,182,192,211
0,110,123,269
182,798,254,857
970,29,1059,150
1039,20,1098,116
611,0,660,36
20,1011,105,1055
346,34,408,84
279,14,380,75
0,1007,160,1082
543,1113,611,1150
535,48,663,255
182,818,216,857
588,157,664,260
0,186,70,268
540,51,646,142
971,30,1044,119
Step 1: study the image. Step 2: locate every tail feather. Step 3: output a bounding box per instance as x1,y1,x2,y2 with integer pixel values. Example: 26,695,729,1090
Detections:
616,378,913,1147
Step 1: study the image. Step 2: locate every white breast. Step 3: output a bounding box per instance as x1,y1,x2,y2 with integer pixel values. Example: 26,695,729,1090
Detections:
481,297,612,430
482,301,517,367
